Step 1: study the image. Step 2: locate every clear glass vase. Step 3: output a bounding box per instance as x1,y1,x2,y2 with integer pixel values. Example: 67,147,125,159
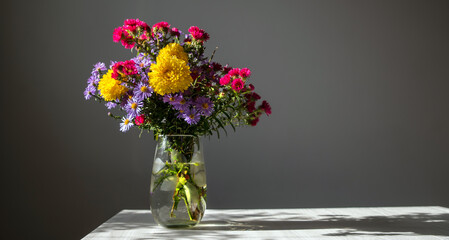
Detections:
150,135,207,228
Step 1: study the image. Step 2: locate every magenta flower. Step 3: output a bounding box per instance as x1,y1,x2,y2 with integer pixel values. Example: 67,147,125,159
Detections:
228,68,240,77
152,21,170,36
134,114,145,126
113,27,123,42
188,26,210,43
239,68,251,78
120,31,135,49
231,78,244,92
219,74,231,85
111,60,138,79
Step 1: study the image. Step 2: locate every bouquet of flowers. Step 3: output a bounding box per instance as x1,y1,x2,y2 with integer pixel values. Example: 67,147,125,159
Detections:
84,19,271,137
83,19,271,227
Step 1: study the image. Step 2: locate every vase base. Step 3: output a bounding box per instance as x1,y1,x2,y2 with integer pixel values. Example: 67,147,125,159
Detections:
156,219,199,228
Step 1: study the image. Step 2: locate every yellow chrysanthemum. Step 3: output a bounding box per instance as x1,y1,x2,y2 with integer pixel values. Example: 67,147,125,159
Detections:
157,43,189,63
149,55,193,95
97,70,128,101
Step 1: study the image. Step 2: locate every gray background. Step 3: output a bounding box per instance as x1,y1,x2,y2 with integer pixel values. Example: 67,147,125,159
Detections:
2,0,449,239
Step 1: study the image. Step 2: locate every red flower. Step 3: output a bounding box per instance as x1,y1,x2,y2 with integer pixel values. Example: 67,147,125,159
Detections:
135,114,145,126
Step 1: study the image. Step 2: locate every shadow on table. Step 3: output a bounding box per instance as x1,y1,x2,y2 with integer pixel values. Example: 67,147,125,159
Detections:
91,210,449,238
194,212,449,237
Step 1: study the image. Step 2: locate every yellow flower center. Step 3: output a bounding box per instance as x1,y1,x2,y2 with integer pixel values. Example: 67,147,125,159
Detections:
141,86,147,92
131,103,138,110
189,114,195,119
180,99,186,105
169,97,175,102
124,119,130,125
202,103,209,109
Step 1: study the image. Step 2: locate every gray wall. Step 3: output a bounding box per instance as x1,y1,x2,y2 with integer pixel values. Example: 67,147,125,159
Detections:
2,0,449,239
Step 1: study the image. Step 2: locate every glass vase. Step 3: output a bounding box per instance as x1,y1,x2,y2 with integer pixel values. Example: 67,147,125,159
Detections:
150,135,207,228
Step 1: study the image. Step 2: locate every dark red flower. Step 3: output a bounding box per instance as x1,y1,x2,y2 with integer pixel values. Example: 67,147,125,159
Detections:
261,100,272,116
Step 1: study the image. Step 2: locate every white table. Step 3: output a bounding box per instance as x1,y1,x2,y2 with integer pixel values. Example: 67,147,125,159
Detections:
83,206,449,239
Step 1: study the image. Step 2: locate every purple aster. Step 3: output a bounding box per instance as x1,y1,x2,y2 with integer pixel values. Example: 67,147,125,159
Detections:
194,96,214,116
133,82,153,101
84,84,96,100
172,94,190,111
140,71,149,81
125,98,144,118
120,91,134,108
87,75,99,85
163,94,176,104
120,115,134,132
105,101,117,109
92,62,107,74
183,108,200,125
109,60,117,69
140,57,152,69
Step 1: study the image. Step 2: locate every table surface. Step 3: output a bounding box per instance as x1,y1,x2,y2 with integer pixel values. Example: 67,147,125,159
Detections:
83,206,449,239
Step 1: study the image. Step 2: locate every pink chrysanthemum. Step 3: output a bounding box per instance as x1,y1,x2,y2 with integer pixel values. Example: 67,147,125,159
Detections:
120,31,135,49
152,21,170,32
123,19,137,32
111,60,138,79
188,26,210,42
228,68,240,77
113,27,123,42
219,74,231,85
239,68,251,78
124,18,149,32
231,78,244,92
